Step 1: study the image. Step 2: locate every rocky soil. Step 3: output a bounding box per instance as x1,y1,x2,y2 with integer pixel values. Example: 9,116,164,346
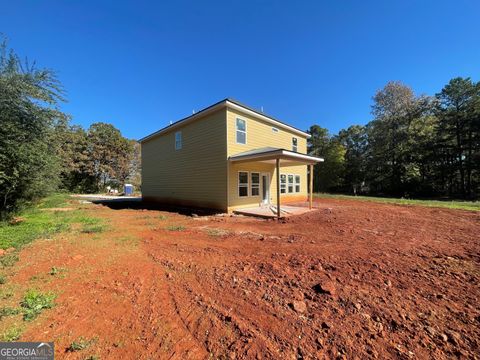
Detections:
7,198,479,359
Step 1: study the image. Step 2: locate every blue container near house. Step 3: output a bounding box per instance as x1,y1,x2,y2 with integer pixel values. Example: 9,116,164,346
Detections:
124,184,134,195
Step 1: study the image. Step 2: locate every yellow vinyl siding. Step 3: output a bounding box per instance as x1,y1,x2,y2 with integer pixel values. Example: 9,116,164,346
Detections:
227,108,307,156
142,108,227,210
226,108,308,211
227,162,307,211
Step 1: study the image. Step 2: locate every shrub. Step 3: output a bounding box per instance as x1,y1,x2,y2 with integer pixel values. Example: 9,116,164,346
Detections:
67,337,97,352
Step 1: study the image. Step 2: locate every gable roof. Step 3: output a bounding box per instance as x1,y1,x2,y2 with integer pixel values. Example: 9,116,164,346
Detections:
138,98,311,143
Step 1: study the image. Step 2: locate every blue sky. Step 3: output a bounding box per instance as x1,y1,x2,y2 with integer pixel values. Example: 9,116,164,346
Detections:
2,0,479,140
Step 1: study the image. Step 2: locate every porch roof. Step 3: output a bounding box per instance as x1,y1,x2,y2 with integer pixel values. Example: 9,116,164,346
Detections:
228,147,324,165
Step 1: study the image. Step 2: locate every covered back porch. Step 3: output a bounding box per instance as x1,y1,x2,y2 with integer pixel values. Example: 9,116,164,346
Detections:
228,147,324,219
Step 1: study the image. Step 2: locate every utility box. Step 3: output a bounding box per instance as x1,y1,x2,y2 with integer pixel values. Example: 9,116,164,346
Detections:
124,184,134,196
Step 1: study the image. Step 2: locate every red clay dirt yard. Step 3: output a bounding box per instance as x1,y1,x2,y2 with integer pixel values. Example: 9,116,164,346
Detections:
4,197,480,359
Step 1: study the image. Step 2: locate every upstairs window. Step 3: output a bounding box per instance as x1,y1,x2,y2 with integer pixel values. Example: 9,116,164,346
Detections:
292,137,298,152
236,118,246,144
251,173,260,196
238,172,248,197
175,131,182,150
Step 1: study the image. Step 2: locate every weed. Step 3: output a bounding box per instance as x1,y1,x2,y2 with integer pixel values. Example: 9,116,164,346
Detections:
158,215,168,220
166,225,185,231
84,356,99,360
0,253,19,268
1,325,23,341
67,337,97,352
0,306,20,319
29,275,41,281
20,289,56,321
81,224,106,234
0,274,6,284
49,267,66,276
206,228,229,237
0,290,14,299
115,236,139,246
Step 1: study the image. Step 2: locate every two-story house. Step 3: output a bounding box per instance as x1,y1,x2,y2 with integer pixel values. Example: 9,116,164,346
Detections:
139,99,324,217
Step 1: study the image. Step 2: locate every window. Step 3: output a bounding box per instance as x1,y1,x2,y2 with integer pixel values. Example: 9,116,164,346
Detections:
238,172,248,197
280,174,287,194
236,118,246,144
175,131,182,150
288,175,294,193
295,175,301,193
292,137,298,152
272,127,279,133
251,173,260,196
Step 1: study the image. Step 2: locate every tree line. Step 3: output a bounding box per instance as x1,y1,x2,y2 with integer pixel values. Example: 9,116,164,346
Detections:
0,41,140,220
309,79,480,199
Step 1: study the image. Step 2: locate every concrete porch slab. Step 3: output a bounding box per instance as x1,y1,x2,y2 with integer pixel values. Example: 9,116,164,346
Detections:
233,205,314,219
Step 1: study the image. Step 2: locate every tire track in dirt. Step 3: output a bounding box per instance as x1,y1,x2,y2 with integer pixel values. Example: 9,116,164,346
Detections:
145,237,308,359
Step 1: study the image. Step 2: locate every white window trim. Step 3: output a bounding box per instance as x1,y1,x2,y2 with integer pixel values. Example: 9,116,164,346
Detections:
250,172,260,197
175,131,182,150
281,173,301,194
238,171,249,197
236,118,247,145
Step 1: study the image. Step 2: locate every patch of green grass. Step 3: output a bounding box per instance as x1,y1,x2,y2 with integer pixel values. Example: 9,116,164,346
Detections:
0,275,6,285
67,337,97,352
0,194,107,261
0,194,72,250
20,289,56,321
158,215,168,220
0,253,19,268
166,225,185,231
1,325,23,341
0,306,20,319
81,224,106,234
76,216,102,225
36,193,71,209
315,193,480,211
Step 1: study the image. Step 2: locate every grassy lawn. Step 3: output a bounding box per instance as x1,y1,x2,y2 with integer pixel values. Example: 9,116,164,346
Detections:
315,193,480,211
0,193,103,250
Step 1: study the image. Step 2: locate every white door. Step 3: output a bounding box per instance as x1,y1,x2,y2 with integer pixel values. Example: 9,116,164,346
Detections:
261,174,270,205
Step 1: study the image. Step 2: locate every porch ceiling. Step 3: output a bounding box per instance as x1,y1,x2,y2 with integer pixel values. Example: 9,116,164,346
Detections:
228,147,324,165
